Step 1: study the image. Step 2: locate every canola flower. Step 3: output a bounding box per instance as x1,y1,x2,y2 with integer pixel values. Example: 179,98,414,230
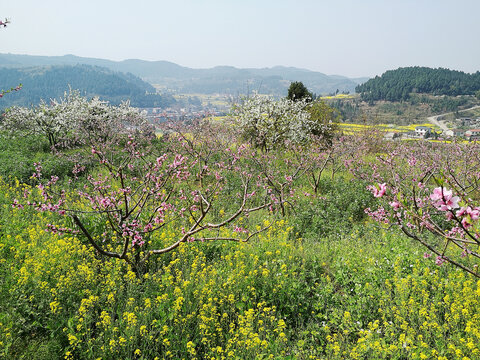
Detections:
1,171,480,359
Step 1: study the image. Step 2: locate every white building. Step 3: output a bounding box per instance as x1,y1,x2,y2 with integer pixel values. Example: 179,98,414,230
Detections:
414,126,432,138
465,129,480,141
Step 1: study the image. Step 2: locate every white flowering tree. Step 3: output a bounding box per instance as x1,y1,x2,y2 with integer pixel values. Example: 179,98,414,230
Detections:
1,90,148,148
232,93,333,151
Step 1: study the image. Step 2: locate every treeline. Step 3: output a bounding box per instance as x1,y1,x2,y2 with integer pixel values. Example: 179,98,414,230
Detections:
356,67,480,102
0,65,176,109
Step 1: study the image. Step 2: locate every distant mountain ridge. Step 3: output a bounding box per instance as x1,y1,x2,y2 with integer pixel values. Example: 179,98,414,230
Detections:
0,64,176,109
0,53,366,96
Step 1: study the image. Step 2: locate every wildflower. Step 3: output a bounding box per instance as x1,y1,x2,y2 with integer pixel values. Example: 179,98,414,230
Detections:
50,301,60,314
187,341,197,356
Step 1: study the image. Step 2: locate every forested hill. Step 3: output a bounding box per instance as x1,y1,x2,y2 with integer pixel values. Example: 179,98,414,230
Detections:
0,53,365,96
355,67,480,102
0,65,176,109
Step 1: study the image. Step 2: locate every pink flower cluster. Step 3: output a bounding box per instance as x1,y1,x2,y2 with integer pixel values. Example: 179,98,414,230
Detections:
456,206,480,220
233,225,249,234
368,183,387,198
364,207,389,224
12,199,24,209
456,206,480,228
45,224,78,235
430,187,460,211
389,200,401,210
435,256,446,266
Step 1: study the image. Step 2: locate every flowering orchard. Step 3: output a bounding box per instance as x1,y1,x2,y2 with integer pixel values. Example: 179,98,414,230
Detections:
2,93,480,358
4,92,343,275
13,119,311,275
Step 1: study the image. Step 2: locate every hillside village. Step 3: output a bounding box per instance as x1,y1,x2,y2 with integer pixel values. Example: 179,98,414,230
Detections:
443,117,480,140
379,116,480,141
142,106,226,123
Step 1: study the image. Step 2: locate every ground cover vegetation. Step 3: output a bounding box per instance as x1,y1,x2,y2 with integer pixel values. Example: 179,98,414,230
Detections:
1,93,480,359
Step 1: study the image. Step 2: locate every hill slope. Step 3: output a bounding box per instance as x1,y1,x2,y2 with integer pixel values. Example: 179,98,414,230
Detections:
356,66,480,102
0,64,176,109
0,53,364,96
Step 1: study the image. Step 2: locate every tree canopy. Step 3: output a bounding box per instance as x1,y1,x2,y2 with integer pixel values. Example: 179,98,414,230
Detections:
356,67,480,102
0,65,176,110
287,81,313,102
1,90,149,147
233,93,334,151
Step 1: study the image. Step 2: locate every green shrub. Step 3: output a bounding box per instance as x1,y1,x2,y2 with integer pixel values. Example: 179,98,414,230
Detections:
293,177,376,239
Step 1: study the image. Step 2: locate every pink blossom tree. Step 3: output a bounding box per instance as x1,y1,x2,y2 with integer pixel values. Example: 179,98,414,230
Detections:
354,140,480,277
17,121,297,275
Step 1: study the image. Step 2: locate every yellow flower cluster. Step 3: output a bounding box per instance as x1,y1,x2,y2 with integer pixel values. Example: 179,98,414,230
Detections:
1,176,480,359
326,259,480,360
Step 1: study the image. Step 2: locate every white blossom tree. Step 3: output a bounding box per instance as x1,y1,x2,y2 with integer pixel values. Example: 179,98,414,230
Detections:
1,89,148,148
232,93,333,151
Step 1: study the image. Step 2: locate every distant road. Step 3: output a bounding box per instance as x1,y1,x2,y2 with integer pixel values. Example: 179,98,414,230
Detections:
427,105,480,132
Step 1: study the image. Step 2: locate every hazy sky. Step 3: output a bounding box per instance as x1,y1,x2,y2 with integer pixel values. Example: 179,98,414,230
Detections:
2,0,479,78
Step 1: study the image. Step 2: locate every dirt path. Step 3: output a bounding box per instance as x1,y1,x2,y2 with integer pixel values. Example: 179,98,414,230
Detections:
427,105,480,132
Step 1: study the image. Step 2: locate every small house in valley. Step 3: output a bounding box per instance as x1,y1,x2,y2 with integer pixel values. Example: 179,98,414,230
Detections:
465,129,480,141
383,132,400,140
444,129,465,138
414,126,432,138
